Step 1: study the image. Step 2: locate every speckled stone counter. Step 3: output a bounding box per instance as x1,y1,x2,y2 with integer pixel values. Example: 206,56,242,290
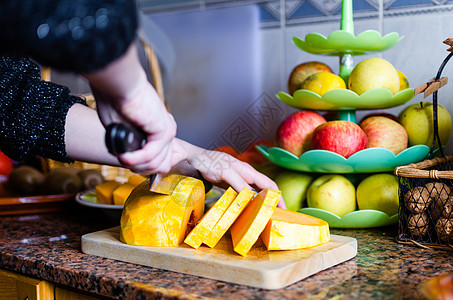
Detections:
0,204,451,299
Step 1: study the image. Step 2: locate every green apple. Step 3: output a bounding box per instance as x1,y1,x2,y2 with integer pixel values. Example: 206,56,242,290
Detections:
306,174,356,217
398,102,452,148
348,57,399,95
356,173,399,216
275,171,314,211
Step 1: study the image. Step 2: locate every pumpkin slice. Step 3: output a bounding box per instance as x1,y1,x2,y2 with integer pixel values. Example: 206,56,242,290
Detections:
203,188,256,248
96,181,121,205
120,177,205,247
128,174,148,186
260,208,330,250
184,187,238,249
230,188,281,256
113,183,136,206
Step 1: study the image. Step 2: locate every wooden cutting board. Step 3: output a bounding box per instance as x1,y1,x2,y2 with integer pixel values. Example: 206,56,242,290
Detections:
81,227,357,290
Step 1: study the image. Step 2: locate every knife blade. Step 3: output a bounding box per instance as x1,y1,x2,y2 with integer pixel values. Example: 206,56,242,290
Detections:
105,123,212,194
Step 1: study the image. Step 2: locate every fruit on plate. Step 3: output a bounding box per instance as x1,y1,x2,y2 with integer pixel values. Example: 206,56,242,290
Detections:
398,102,452,148
203,188,256,248
288,61,333,95
185,187,238,249
359,116,408,155
8,165,45,196
113,183,136,206
360,112,399,123
275,171,314,211
307,174,356,217
260,208,330,250
120,177,205,247
276,110,326,157
348,57,399,95
310,120,368,158
230,188,281,256
43,171,83,195
397,70,410,91
301,72,346,96
0,150,13,177
96,181,121,205
356,173,400,216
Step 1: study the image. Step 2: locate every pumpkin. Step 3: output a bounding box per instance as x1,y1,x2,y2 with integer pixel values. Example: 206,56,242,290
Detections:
120,177,205,247
260,208,330,250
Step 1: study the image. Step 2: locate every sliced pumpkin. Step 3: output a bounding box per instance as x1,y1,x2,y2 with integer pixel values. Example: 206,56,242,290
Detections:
184,187,238,249
128,174,148,186
230,188,281,256
260,208,330,250
113,182,136,206
120,177,205,247
95,181,121,205
203,188,256,248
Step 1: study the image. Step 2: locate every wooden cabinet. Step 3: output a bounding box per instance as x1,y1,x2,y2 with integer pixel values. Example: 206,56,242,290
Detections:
0,269,54,300
0,269,105,300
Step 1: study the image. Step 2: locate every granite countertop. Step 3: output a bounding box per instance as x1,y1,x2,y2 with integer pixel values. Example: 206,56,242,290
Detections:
0,203,451,299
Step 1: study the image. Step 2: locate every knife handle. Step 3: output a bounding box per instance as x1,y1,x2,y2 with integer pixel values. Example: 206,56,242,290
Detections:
105,123,147,155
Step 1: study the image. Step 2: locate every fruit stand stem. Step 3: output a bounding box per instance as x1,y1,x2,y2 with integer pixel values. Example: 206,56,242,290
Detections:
340,0,354,34
338,0,356,123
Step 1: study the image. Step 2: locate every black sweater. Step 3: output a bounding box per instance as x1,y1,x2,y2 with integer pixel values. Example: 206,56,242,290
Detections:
0,0,138,162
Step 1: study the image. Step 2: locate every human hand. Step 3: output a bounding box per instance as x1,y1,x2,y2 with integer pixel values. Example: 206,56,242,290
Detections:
84,44,186,174
177,139,286,209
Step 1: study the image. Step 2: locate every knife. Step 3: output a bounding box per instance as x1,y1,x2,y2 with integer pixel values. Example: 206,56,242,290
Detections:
105,123,212,194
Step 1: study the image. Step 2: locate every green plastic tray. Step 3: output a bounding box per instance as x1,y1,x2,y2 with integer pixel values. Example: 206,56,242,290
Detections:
277,88,414,111
298,207,398,228
293,30,403,56
256,145,430,173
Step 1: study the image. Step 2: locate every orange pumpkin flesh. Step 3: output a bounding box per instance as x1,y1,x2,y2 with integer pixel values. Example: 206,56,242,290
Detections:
120,177,205,247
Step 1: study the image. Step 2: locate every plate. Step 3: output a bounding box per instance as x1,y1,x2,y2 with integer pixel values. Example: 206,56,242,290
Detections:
75,187,225,220
256,145,430,173
293,30,403,56
277,88,414,111
0,193,75,216
298,207,398,228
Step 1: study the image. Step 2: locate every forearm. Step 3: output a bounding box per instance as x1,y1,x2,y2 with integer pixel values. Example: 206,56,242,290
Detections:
65,103,120,166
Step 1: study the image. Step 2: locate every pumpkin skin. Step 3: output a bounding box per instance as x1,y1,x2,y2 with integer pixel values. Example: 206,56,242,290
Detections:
120,177,205,247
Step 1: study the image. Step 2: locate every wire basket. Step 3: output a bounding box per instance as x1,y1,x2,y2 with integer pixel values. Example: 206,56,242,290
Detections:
395,40,453,251
40,39,166,182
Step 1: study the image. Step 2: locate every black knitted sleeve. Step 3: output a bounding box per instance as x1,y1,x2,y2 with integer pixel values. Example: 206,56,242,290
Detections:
0,0,137,73
0,56,87,162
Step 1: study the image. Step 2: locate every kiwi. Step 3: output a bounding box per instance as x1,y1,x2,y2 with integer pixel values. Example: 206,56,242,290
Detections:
9,165,46,195
43,171,83,195
48,166,81,176
77,169,105,190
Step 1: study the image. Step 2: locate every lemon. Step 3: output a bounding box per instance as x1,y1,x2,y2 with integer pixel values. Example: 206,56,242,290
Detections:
301,72,346,96
348,58,399,95
397,70,410,91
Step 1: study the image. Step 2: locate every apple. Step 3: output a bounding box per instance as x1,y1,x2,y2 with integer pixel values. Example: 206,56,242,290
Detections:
306,174,356,217
348,58,400,95
310,120,368,158
356,173,399,216
398,102,452,148
275,171,314,211
360,116,408,155
288,61,333,95
276,110,326,157
359,112,399,123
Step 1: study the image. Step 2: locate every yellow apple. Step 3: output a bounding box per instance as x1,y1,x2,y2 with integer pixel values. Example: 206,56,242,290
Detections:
398,102,452,148
348,58,399,95
275,171,314,211
307,174,356,217
287,61,333,95
356,173,399,216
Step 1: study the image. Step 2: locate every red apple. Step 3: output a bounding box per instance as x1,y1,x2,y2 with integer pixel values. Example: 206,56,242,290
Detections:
276,111,326,157
360,116,408,155
310,121,368,158
360,112,399,123
288,62,333,95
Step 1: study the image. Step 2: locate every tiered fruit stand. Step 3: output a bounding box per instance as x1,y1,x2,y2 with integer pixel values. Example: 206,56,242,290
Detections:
257,0,430,228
